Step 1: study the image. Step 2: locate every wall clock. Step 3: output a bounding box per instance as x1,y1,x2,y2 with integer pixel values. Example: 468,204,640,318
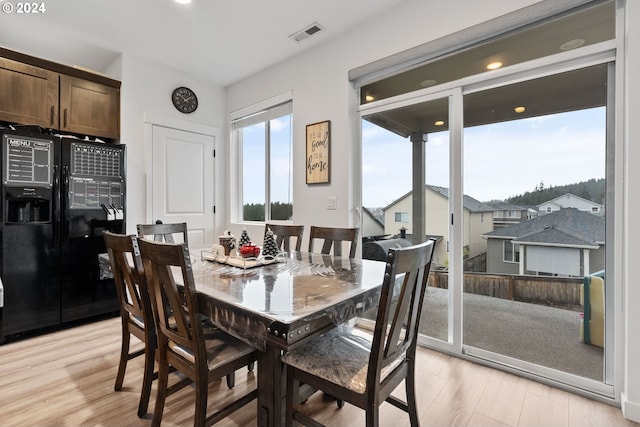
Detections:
171,86,198,113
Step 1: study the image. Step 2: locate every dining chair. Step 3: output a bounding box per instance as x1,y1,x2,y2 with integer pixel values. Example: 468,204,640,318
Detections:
138,238,258,427
308,226,359,258
137,220,189,245
103,231,155,418
282,238,436,427
138,220,255,379
265,223,304,252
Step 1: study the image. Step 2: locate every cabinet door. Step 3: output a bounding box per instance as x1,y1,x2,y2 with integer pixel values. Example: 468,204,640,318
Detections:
59,75,119,139
0,57,58,128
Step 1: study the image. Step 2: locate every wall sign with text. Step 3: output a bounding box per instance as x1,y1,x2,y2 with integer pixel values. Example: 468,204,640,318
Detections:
306,120,330,184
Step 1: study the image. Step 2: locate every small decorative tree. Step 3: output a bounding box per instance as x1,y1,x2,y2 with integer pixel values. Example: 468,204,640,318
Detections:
238,228,251,247
262,229,279,258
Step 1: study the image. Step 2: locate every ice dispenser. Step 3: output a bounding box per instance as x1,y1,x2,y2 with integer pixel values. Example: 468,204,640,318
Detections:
3,134,54,225
5,187,51,224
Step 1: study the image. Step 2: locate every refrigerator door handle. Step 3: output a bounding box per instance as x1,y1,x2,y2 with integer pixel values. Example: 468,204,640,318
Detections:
61,166,69,243
53,165,61,245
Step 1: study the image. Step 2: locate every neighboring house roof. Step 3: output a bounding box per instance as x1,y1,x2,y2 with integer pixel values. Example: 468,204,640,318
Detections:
363,207,384,227
486,201,528,211
484,207,604,248
382,185,494,213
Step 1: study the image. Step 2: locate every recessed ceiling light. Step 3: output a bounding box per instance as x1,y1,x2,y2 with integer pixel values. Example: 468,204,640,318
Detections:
420,79,437,88
174,0,191,4
434,120,445,126
560,38,586,51
514,106,526,114
486,61,503,70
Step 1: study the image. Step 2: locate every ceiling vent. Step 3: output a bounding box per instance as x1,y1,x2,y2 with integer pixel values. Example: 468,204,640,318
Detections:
290,22,323,42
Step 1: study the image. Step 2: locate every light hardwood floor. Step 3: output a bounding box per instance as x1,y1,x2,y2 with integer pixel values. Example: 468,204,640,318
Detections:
0,317,636,427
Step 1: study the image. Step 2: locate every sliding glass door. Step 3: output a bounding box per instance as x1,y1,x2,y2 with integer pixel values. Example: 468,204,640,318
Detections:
358,0,618,395
361,94,452,343
461,64,609,387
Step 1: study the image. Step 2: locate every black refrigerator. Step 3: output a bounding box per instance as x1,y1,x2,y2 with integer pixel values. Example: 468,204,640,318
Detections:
0,126,125,342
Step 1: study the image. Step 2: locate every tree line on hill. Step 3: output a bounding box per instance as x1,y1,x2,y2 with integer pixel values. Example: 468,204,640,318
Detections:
506,178,605,206
243,202,292,221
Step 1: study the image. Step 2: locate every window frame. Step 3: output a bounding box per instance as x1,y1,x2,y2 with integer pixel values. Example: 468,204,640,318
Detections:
503,240,520,263
230,95,293,224
353,0,619,399
394,212,409,223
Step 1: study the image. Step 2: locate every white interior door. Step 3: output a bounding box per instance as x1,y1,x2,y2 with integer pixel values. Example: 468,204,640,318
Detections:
151,125,214,248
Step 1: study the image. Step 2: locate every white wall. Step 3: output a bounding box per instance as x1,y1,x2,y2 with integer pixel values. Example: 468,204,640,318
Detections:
225,0,539,243
623,1,640,421
118,55,226,235
226,0,640,421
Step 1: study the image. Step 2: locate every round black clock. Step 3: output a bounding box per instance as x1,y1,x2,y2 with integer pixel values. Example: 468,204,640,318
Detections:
171,86,198,113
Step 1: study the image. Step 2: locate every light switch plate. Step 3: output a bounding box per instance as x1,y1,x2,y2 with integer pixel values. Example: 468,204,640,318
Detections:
327,196,337,210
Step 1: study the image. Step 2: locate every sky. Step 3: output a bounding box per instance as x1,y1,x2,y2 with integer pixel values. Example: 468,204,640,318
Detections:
240,106,606,209
362,107,606,207
242,116,293,205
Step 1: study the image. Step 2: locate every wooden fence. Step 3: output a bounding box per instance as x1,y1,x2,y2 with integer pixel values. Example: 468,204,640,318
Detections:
429,270,583,311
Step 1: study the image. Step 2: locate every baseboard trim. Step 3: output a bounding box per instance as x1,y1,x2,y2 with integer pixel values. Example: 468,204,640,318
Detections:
621,392,640,422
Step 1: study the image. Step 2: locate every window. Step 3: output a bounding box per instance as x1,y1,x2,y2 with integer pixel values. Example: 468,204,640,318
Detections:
395,212,409,223
232,101,293,222
503,241,520,263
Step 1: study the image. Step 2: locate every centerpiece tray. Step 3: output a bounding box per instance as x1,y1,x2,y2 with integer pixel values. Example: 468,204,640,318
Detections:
200,250,285,269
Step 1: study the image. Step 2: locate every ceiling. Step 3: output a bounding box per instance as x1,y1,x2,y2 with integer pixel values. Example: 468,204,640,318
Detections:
0,0,407,86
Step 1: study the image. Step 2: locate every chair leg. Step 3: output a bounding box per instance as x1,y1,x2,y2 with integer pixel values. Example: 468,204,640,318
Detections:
285,367,300,427
194,375,209,427
114,323,130,391
365,405,379,427
405,363,420,427
226,372,235,389
151,359,169,427
137,344,155,417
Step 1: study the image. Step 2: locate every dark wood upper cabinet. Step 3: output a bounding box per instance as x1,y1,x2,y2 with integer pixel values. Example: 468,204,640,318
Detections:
0,57,59,128
0,48,120,140
59,75,119,140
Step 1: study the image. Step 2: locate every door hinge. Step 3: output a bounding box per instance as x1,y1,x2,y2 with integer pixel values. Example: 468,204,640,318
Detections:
213,205,216,214
213,149,216,158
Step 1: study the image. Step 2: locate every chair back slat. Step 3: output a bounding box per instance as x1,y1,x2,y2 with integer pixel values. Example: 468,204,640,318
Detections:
265,224,304,252
139,239,201,354
137,221,189,246
369,239,436,389
308,226,358,259
384,269,418,359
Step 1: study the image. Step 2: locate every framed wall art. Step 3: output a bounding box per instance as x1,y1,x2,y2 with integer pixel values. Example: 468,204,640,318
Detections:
306,120,330,184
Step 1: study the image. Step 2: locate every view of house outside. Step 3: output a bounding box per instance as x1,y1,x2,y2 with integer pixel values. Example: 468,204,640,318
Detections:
362,106,605,278
362,103,606,381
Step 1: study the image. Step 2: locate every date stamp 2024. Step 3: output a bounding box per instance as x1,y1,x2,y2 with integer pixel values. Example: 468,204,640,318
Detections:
2,2,47,14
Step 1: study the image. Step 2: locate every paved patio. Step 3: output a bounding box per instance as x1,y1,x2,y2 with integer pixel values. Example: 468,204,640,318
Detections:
419,286,604,380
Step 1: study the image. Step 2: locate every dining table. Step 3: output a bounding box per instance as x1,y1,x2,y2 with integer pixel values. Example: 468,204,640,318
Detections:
189,250,386,427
